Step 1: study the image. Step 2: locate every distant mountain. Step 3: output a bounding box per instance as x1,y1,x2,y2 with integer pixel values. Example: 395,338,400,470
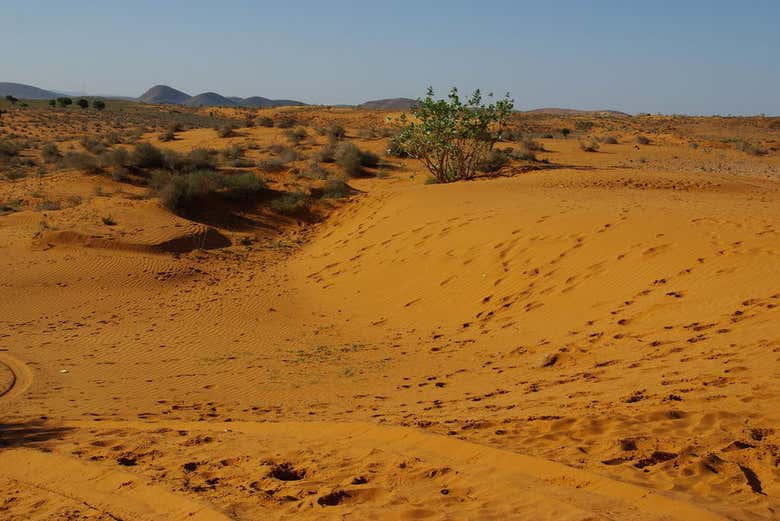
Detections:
138,85,191,105
523,107,631,117
359,98,417,110
136,85,305,108
0,82,62,100
184,92,239,108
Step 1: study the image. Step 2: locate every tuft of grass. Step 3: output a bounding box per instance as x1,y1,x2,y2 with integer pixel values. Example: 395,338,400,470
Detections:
319,178,352,199
636,135,651,145
599,135,619,144
216,124,237,138
101,215,116,226
734,140,767,156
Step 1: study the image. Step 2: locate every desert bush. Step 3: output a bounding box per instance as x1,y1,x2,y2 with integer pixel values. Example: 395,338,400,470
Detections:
271,191,309,215
735,140,767,156
41,143,62,163
274,115,296,129
575,120,593,131
599,135,619,144
478,147,512,172
56,97,73,108
519,138,544,151
579,139,600,152
257,116,274,127
160,126,177,142
0,199,22,213
769,120,780,131
37,199,62,211
284,127,308,145
100,147,130,170
80,136,106,155
92,100,106,111
636,135,651,145
162,147,219,173
334,142,378,177
320,123,346,139
513,149,537,161
64,151,102,174
77,99,89,109
222,171,266,199
3,169,26,181
561,128,571,138
689,141,699,150
221,145,254,167
0,138,23,157
393,87,513,182
260,145,297,172
386,135,410,157
319,178,352,199
299,162,329,180
216,124,236,138
130,142,166,169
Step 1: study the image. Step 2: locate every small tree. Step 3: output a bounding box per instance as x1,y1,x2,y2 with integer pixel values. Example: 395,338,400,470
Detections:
5,95,18,104
561,128,570,138
57,97,73,108
394,87,513,183
92,100,106,111
77,98,89,109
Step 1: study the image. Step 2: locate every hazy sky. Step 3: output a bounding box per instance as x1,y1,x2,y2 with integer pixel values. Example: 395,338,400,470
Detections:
4,1,778,115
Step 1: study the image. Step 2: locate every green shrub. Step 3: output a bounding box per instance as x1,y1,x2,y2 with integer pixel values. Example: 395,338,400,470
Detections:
56,97,73,108
77,99,89,109
561,128,571,138
92,100,106,111
393,87,513,182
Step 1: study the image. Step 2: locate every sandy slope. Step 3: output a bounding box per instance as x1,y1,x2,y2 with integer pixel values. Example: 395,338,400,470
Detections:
1,130,779,519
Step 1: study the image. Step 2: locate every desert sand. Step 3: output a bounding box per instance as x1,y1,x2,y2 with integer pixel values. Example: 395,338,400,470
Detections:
1,105,779,520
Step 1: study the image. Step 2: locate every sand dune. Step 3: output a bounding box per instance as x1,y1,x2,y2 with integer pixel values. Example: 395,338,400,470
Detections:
1,111,779,519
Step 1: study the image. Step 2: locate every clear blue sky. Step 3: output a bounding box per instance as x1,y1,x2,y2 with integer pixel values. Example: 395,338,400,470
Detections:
3,1,778,115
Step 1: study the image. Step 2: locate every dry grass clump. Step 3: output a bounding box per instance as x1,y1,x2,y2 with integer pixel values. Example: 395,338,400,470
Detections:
636,135,651,145
220,144,254,167
41,143,61,163
579,139,600,152
260,144,297,172
478,148,512,172
216,124,237,138
734,140,767,156
257,116,274,128
284,127,308,145
151,169,265,213
64,151,102,174
334,142,379,177
599,135,619,144
270,191,309,215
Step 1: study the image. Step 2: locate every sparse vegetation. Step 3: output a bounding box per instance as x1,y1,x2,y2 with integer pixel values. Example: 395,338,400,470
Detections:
334,142,378,177
41,143,61,163
599,135,619,144
636,135,651,145
393,87,513,182
478,148,512,172
734,140,767,156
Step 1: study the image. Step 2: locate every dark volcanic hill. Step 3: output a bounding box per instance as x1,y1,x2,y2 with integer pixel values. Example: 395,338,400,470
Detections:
138,85,191,105
0,82,61,100
358,98,417,110
183,92,239,107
